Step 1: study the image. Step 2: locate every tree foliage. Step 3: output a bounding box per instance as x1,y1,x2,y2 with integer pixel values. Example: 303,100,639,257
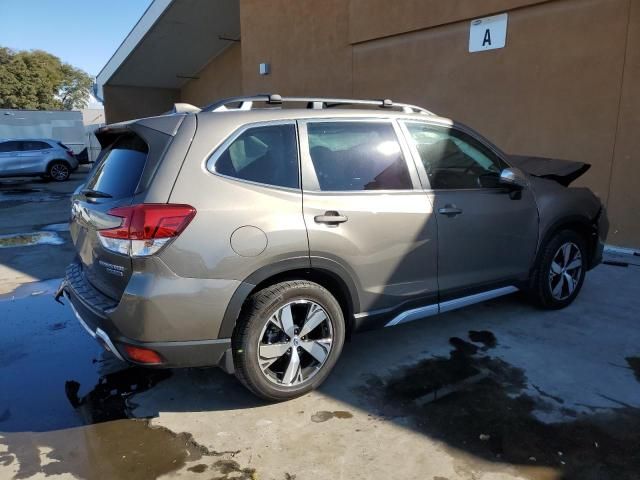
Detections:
0,47,93,110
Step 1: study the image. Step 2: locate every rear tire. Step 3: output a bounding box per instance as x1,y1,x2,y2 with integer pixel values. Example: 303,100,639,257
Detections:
232,280,345,401
529,230,587,309
47,161,70,182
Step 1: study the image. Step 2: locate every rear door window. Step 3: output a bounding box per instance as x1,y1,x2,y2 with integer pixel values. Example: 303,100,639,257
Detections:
211,123,299,189
84,133,148,199
22,141,50,151
306,121,412,191
0,141,20,153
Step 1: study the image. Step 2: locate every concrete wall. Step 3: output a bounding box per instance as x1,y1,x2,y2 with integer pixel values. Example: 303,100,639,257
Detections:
180,43,243,107
103,85,179,123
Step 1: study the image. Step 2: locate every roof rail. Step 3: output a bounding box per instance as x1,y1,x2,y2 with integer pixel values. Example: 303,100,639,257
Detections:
201,94,433,115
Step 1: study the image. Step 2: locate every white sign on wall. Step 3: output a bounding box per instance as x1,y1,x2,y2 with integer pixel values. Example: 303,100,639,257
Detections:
469,13,508,53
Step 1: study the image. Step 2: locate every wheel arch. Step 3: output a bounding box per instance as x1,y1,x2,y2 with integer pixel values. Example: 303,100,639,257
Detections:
46,158,72,172
533,215,597,274
219,258,360,340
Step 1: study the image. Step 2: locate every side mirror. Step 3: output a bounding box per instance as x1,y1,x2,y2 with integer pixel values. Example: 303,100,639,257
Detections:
500,167,528,189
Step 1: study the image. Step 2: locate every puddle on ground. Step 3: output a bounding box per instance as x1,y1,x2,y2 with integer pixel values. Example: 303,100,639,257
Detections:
469,330,497,349
1,419,208,479
310,410,354,423
0,277,63,301
0,189,64,204
42,222,70,232
1,293,256,478
364,331,640,480
1,365,255,479
63,367,172,423
0,231,65,248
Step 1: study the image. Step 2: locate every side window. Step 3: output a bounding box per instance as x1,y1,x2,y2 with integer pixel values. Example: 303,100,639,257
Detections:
0,142,12,153
22,141,49,151
0,141,20,153
306,121,412,191
404,122,504,189
213,124,299,189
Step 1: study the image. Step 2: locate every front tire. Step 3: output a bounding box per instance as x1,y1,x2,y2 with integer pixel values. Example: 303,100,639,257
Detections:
530,230,587,309
47,161,70,182
232,280,345,401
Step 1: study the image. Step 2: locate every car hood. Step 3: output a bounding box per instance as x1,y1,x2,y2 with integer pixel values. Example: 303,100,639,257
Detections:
508,155,590,187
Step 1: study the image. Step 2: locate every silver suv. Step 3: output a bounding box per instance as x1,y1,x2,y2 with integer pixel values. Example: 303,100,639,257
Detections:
0,138,78,181
57,95,608,401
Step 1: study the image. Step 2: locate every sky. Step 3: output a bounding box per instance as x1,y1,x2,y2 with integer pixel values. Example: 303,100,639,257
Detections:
0,0,153,77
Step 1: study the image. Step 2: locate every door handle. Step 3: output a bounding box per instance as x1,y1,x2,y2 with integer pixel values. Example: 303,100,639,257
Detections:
438,205,463,217
314,211,348,225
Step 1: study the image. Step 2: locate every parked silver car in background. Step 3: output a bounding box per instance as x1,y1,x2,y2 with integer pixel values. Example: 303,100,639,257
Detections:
0,138,78,181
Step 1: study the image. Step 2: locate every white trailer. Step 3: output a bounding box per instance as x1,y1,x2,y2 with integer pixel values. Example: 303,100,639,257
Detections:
0,109,87,155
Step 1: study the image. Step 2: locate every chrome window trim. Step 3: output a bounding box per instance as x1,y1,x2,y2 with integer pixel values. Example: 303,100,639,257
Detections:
298,117,421,193
204,119,302,192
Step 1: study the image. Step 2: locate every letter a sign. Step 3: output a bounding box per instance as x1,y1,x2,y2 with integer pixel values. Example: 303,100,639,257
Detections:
469,13,508,52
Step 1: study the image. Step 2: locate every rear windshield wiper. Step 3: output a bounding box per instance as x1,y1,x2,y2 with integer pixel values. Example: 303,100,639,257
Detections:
81,188,113,199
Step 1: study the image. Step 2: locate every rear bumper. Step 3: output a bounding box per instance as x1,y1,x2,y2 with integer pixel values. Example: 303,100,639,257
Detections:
57,263,233,369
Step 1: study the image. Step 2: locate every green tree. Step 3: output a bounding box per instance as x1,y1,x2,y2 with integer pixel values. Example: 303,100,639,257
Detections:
0,47,93,110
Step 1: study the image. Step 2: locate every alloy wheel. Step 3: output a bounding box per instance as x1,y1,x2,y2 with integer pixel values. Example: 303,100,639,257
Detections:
50,164,69,181
257,300,333,387
548,241,582,301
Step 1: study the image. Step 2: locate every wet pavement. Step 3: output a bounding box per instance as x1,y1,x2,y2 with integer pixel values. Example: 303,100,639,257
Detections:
1,261,639,480
1,172,640,479
0,172,86,294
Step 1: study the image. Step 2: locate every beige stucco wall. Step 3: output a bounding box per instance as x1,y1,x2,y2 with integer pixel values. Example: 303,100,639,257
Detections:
180,43,243,107
239,0,352,97
353,0,628,205
606,0,640,247
348,0,549,43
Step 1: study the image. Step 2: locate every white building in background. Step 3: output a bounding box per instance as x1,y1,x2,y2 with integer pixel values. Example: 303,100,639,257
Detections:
0,104,106,163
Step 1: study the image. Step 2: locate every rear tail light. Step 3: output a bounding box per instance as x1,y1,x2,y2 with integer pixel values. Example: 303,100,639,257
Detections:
98,204,196,257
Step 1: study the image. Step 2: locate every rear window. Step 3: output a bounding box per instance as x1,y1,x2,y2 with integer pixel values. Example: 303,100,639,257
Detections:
84,134,148,199
213,123,299,189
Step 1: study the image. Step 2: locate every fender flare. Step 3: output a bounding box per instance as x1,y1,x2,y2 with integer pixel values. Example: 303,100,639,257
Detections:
217,256,361,338
533,214,596,271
